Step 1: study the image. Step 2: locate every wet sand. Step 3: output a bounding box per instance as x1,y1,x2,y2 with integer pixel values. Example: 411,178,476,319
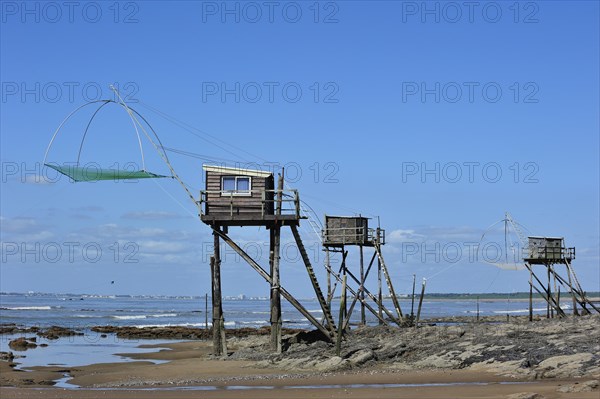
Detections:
1,316,599,398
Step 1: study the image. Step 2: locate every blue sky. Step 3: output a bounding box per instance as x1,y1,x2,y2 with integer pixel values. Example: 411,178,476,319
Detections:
1,1,598,297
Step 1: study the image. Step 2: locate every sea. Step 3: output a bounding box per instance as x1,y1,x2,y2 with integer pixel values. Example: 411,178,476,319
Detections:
0,292,560,330
0,293,565,370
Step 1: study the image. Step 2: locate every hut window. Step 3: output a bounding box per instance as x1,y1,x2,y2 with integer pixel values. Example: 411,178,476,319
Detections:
221,176,251,196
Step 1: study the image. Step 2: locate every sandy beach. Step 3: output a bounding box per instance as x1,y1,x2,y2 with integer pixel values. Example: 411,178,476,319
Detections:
1,315,599,398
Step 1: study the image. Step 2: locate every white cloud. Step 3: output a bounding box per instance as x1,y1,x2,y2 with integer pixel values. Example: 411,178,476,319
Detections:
386,229,425,243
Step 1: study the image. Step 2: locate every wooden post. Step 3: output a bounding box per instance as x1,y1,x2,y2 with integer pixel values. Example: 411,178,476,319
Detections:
411,274,416,317
415,278,426,328
378,254,383,325
270,172,284,353
205,293,208,331
529,264,533,322
552,265,559,314
547,264,552,318
340,245,347,323
359,245,365,325
270,227,282,353
211,228,226,356
336,274,346,356
326,248,331,308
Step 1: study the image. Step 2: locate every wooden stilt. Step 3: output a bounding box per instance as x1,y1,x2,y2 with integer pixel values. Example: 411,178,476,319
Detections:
552,265,559,315
336,274,347,356
529,264,533,322
269,172,284,353
326,248,331,308
525,263,566,317
359,245,365,325
211,229,226,356
270,226,282,353
378,254,383,325
341,245,347,323
547,265,552,318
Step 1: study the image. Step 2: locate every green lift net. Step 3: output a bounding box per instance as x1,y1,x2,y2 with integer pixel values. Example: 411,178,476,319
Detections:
45,163,170,182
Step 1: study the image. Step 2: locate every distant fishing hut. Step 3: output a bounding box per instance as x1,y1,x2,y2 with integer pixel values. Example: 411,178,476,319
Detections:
523,236,598,318
322,215,404,329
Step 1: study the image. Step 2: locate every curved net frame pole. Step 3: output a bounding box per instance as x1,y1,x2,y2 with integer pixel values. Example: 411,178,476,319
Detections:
110,86,199,211
76,100,111,166
43,100,111,165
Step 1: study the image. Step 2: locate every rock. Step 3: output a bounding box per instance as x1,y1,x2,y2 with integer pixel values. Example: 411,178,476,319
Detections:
37,326,83,339
506,393,545,399
415,352,462,368
556,379,599,393
0,351,15,362
315,356,345,372
537,353,594,378
347,349,374,366
8,337,37,351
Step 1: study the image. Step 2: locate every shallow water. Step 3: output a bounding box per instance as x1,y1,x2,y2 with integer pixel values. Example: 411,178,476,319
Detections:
0,333,173,369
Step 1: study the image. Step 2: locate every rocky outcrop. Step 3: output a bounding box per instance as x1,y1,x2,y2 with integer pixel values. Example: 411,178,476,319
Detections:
228,315,600,379
556,379,599,393
37,326,84,340
8,337,37,351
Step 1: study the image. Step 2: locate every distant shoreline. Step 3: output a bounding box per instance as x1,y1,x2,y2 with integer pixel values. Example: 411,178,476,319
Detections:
3,292,599,301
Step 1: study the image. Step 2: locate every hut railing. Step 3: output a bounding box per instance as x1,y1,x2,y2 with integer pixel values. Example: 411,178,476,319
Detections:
199,189,300,219
527,246,576,261
322,227,385,245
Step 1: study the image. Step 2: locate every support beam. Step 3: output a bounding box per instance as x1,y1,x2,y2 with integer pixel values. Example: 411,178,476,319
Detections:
525,263,566,317
529,282,566,317
342,251,377,330
290,225,337,335
375,244,403,320
324,252,390,326
549,264,599,314
214,229,333,340
566,264,579,316
336,258,400,325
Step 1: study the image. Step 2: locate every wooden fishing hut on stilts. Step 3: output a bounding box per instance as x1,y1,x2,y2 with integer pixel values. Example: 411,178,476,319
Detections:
321,216,404,331
198,165,337,355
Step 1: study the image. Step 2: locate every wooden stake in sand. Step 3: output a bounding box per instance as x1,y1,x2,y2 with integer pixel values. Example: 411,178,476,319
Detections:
415,278,426,328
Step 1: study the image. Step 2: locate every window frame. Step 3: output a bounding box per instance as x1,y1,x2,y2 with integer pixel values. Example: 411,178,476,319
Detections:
221,175,252,197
